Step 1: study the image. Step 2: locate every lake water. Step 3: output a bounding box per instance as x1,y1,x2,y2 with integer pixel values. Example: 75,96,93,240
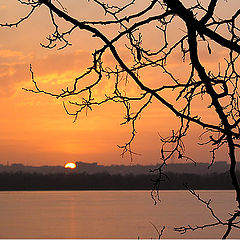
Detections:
0,190,239,239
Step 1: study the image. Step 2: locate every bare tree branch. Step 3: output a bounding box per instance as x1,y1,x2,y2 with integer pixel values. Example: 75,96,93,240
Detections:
3,0,240,238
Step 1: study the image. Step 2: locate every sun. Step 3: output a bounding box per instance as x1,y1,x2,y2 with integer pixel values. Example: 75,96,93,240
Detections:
64,162,77,169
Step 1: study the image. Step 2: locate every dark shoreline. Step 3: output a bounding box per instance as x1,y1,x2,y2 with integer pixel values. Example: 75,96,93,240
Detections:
1,171,239,191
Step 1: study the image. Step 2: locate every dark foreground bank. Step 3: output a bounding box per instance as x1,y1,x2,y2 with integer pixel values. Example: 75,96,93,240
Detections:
1,171,239,190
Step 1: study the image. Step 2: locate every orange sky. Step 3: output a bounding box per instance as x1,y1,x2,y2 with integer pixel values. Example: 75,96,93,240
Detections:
0,0,239,166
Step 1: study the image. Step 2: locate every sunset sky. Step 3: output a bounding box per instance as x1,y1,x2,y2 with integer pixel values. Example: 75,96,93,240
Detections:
0,0,239,166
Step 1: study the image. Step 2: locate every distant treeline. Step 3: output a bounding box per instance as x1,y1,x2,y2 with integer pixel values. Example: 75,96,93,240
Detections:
0,171,239,190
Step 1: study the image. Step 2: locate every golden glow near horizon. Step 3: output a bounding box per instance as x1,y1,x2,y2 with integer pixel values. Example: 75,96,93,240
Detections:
64,162,77,169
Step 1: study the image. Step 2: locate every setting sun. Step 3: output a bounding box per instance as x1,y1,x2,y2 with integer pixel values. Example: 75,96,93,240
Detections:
64,162,77,169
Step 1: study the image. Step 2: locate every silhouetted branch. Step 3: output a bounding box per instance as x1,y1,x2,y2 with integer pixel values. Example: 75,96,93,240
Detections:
175,185,240,237
0,2,40,27
3,0,240,238
149,221,165,239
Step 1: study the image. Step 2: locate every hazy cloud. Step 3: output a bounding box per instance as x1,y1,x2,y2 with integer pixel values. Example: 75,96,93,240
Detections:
0,50,92,97
0,49,24,59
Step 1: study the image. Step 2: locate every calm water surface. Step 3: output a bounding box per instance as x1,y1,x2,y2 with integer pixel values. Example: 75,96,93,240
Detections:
0,190,239,239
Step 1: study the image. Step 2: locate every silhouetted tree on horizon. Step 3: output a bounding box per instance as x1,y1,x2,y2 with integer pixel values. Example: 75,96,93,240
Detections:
1,0,240,238
0,171,238,191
